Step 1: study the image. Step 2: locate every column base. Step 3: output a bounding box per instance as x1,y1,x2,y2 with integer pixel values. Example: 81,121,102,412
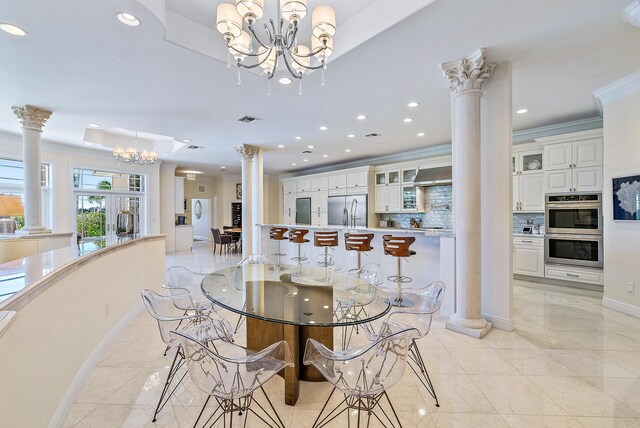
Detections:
16,227,52,236
446,314,492,339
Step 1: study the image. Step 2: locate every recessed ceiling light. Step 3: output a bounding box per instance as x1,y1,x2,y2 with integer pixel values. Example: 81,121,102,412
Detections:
319,126,328,131
347,134,355,138
308,145,314,149
303,159,308,162
278,144,284,148
408,101,420,108
357,114,366,120
322,154,328,158
182,170,203,174
516,108,529,114
221,166,226,169
182,139,191,143
88,123,101,128
291,163,297,166
279,77,292,85
0,23,27,36
403,118,413,123
417,132,425,137
295,136,302,140
116,12,141,27
345,149,351,153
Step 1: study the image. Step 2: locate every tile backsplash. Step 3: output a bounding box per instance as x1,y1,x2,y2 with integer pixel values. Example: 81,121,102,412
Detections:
380,185,453,229
513,213,545,234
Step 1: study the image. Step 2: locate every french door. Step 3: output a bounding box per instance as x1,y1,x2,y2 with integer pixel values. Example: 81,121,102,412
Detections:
76,193,142,249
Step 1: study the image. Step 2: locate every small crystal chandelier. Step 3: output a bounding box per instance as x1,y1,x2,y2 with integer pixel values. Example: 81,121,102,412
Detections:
112,131,158,166
216,0,336,92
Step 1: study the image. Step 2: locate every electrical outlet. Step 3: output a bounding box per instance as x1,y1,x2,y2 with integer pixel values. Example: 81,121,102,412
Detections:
626,282,635,294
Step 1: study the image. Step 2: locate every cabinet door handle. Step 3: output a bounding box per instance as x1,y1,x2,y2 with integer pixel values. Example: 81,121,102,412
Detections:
521,240,533,243
566,273,580,278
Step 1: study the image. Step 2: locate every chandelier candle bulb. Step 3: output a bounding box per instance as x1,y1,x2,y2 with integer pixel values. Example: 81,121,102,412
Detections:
312,36,333,59
216,3,243,41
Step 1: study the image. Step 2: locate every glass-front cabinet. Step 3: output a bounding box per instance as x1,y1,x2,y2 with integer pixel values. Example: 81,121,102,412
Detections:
402,167,418,183
513,150,543,175
403,186,417,210
375,170,401,186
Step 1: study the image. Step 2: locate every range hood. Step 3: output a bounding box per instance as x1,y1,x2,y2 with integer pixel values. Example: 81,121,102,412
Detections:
413,166,453,187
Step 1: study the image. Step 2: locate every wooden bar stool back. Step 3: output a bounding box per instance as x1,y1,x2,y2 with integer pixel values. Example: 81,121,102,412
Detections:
344,233,375,271
382,235,417,307
269,227,288,265
289,229,310,264
314,230,339,270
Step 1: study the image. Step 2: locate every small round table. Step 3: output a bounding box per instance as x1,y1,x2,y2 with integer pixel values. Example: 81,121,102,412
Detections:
201,264,390,405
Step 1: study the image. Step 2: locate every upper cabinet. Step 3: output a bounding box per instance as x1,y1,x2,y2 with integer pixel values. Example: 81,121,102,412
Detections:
402,167,418,183
513,145,544,212
375,170,400,186
537,130,603,193
296,179,311,193
311,177,329,192
283,181,297,195
513,150,543,175
174,176,185,214
328,174,346,190
346,171,368,189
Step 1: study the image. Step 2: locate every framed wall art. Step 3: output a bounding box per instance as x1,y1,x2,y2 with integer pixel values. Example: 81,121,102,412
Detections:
236,183,242,200
612,174,640,221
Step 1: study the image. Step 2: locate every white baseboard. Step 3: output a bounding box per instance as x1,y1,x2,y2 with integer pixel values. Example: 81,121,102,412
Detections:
48,303,144,428
602,297,640,319
482,313,515,332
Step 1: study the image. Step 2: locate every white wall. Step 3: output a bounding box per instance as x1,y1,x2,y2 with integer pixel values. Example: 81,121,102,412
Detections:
159,163,176,251
0,131,161,235
597,75,640,317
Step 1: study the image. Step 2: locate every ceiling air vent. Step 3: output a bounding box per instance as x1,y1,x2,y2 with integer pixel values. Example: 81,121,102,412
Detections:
238,115,261,123
365,133,381,138
187,145,204,150
302,150,312,154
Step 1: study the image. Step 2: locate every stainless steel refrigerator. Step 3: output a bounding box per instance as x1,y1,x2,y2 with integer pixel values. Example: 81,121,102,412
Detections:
328,194,367,227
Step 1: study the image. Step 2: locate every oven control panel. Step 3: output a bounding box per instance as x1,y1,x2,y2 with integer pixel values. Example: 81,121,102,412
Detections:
546,193,601,203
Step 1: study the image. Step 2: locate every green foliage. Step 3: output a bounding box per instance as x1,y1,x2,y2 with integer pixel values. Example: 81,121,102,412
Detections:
12,215,24,229
77,212,105,237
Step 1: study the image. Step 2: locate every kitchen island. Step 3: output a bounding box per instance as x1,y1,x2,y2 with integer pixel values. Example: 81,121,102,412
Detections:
258,224,456,316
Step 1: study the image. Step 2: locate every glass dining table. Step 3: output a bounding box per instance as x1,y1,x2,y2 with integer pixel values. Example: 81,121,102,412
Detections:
201,263,391,405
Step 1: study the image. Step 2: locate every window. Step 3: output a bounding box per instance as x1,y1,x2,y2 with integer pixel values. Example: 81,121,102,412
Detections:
0,158,51,229
73,168,144,192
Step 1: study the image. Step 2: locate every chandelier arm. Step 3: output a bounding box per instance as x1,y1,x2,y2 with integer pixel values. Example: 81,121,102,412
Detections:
292,45,327,59
228,43,270,58
281,52,303,80
247,22,273,50
283,22,298,49
235,46,275,70
288,52,326,71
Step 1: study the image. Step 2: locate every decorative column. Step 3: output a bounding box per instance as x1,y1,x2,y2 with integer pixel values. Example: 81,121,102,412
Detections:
11,105,52,235
440,49,495,338
235,144,258,258
251,147,264,253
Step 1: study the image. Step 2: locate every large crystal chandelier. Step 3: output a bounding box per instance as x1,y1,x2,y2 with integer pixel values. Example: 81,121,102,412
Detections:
112,132,158,166
216,0,336,92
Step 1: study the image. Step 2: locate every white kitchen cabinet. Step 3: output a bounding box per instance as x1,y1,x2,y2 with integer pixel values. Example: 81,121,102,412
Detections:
545,167,602,193
311,177,329,192
374,183,402,213
513,172,544,212
401,167,418,183
544,143,573,171
175,225,193,252
296,179,311,194
513,237,544,277
283,194,297,225
328,174,347,190
312,211,328,227
545,264,603,285
513,150,544,175
283,181,297,195
174,176,185,214
311,190,328,213
375,170,400,186
573,139,603,168
347,171,368,189
543,137,602,171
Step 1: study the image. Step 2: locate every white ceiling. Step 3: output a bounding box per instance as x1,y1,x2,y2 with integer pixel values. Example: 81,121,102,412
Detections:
0,0,638,176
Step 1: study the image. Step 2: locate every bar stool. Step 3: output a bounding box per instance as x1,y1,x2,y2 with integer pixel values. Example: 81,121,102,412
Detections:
314,230,339,281
269,227,289,266
344,233,374,273
383,235,416,307
289,229,310,269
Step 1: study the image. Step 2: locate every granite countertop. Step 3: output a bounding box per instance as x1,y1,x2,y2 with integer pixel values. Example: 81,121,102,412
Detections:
259,224,454,237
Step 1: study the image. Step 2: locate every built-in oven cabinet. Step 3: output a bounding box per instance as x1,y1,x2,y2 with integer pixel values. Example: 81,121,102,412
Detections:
513,237,544,277
545,166,602,193
545,234,603,268
544,139,602,171
545,264,604,285
514,172,544,212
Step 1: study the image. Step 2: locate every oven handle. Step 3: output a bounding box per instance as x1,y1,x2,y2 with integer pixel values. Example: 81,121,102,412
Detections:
546,203,601,209
545,234,603,240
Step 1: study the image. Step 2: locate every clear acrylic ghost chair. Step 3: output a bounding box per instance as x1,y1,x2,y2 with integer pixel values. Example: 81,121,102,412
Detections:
171,324,294,428
336,263,383,349
365,281,446,407
303,327,419,428
231,254,270,333
141,289,232,422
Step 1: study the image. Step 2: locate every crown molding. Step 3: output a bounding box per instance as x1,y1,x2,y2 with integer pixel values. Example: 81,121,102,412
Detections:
624,1,640,28
513,117,603,144
593,70,640,113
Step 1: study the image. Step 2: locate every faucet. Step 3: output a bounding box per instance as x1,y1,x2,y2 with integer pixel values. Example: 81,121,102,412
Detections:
349,198,359,227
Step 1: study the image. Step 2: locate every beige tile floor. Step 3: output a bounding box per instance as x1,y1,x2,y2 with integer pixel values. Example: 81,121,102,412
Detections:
64,242,640,427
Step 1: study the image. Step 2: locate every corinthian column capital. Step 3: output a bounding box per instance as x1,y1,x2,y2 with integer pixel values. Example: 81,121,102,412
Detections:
11,105,52,132
440,48,496,95
235,144,259,160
